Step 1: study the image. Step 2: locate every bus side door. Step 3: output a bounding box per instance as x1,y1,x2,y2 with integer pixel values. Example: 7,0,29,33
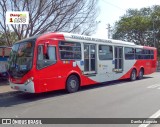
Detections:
97,45,114,82
114,46,124,80
83,44,96,74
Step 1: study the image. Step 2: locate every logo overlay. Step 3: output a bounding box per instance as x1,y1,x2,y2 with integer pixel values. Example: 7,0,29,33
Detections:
0,118,160,124
2,119,42,125
6,11,29,24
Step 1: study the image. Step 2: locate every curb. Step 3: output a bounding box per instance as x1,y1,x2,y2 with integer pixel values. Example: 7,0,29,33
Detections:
0,80,23,98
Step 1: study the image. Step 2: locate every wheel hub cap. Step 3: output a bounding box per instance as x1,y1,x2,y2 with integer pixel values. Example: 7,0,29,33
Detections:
70,80,76,88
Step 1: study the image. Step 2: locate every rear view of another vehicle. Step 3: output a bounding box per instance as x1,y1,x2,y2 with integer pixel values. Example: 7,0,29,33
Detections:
0,46,11,79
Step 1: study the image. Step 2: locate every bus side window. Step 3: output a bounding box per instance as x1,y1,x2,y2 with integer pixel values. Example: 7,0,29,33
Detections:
37,45,57,69
38,45,44,60
150,50,154,59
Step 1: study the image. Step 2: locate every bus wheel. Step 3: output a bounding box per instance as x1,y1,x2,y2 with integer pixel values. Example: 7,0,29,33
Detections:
66,75,79,93
138,69,144,80
130,69,137,81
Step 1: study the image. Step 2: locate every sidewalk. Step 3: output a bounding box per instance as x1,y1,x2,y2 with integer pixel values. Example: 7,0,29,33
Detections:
0,79,21,97
0,84,16,94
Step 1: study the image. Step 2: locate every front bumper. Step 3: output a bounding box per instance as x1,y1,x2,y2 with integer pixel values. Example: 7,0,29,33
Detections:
10,80,35,93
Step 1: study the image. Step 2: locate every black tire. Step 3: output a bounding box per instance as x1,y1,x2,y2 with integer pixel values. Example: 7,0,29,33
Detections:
66,75,79,93
138,69,144,80
130,69,137,81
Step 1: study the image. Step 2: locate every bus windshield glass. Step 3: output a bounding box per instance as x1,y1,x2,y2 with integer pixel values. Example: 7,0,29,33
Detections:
8,40,35,78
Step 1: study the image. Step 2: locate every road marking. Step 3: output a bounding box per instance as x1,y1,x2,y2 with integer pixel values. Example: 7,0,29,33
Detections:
139,109,160,127
147,84,160,89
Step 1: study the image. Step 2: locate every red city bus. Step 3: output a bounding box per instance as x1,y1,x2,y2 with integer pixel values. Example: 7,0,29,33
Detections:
8,32,157,93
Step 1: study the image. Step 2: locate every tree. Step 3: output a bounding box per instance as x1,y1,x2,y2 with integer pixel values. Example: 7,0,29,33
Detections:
0,31,19,46
0,0,99,46
112,5,160,56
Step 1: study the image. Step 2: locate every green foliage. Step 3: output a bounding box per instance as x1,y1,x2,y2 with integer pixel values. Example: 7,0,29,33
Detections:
0,32,19,46
113,5,160,57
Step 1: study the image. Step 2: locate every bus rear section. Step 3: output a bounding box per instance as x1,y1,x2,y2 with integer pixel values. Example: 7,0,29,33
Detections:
0,47,11,79
119,46,157,81
133,47,157,78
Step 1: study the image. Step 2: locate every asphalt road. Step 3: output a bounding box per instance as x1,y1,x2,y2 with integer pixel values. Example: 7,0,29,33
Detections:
1,72,160,127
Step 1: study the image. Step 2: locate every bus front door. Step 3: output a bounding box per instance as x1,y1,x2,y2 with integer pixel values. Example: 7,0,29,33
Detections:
114,46,123,74
84,44,96,74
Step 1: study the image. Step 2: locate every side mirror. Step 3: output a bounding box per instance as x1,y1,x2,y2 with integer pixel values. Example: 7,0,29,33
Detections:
43,42,49,54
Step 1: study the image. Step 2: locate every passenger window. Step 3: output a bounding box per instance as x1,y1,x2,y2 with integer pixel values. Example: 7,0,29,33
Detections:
99,45,113,60
124,47,135,60
135,48,154,60
59,41,81,60
135,49,143,59
150,50,154,59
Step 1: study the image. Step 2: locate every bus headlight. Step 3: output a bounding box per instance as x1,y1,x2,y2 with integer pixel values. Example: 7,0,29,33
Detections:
25,77,34,85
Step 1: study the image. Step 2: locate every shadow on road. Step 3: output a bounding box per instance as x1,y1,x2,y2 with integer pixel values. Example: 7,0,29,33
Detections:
79,76,152,92
0,76,153,107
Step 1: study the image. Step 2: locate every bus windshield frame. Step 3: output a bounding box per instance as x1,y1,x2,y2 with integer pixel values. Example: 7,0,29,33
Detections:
8,40,35,78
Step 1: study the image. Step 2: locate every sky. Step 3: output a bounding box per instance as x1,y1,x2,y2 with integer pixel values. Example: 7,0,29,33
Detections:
94,0,160,38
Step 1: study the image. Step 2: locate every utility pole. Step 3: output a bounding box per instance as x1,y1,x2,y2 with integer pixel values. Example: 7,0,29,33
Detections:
106,24,112,39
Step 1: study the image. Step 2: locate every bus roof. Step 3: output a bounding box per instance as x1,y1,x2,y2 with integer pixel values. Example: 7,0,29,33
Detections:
20,32,135,46
12,32,156,49
59,32,136,46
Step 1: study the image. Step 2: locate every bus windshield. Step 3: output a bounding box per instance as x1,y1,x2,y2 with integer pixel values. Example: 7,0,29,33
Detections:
8,40,35,78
